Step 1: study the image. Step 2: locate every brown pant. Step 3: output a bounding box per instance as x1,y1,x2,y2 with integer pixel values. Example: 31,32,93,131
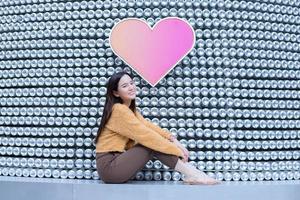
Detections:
96,143,179,183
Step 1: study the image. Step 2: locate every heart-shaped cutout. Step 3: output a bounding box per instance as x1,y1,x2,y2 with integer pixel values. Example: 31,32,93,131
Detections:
109,17,195,87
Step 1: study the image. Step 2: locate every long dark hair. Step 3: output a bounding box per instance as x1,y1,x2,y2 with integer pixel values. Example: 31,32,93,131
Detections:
94,71,137,145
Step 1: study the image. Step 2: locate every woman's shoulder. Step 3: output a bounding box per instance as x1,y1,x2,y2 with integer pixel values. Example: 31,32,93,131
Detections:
112,103,132,114
112,103,139,116
112,103,127,110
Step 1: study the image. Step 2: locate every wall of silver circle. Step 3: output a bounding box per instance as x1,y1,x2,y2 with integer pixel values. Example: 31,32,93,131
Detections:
0,0,300,181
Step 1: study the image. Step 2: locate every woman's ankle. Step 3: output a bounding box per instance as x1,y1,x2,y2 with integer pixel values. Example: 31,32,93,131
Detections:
175,160,219,183
175,159,201,178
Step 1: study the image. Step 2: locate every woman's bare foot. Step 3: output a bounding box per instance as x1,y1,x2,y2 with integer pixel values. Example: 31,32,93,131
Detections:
175,159,221,185
183,173,221,185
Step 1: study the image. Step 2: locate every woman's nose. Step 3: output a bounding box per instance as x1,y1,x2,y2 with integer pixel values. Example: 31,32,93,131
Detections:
129,85,135,91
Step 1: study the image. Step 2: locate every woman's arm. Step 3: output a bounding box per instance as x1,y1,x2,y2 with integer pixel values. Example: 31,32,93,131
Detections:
105,104,184,158
135,111,176,141
135,109,188,161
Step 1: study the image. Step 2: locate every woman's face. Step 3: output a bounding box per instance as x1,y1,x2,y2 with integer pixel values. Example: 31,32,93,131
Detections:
113,74,136,102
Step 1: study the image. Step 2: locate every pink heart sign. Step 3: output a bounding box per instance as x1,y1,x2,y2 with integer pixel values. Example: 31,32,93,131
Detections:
109,17,195,87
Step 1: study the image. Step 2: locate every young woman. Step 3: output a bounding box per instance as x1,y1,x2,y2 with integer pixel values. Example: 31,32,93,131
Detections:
95,71,221,185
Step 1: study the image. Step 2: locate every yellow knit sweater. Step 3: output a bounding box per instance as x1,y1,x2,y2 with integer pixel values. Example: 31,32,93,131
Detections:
96,103,184,158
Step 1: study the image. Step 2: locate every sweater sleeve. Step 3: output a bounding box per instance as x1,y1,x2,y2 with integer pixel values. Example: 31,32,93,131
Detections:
105,104,184,158
135,111,173,140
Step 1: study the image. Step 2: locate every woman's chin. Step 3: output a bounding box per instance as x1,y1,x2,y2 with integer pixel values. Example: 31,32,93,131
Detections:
129,94,136,98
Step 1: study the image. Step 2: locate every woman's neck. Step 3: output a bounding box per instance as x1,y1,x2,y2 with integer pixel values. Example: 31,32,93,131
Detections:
122,101,131,107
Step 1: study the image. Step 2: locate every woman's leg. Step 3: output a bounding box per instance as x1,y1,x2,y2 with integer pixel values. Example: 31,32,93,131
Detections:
97,143,220,184
151,151,179,169
150,147,221,185
151,149,220,184
97,143,154,183
174,159,221,185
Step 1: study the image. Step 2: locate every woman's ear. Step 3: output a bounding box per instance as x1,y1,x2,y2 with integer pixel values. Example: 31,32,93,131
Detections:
113,90,119,97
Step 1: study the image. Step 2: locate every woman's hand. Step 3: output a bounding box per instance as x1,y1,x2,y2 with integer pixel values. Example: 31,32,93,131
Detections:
172,139,189,162
181,150,189,163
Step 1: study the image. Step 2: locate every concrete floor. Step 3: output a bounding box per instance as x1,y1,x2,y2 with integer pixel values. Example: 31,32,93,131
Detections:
0,176,299,200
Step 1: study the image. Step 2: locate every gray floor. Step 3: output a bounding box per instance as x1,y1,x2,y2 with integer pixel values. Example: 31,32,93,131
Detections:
0,176,300,200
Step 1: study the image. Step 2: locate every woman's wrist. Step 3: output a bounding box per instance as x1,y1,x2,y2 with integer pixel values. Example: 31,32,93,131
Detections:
174,139,184,148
